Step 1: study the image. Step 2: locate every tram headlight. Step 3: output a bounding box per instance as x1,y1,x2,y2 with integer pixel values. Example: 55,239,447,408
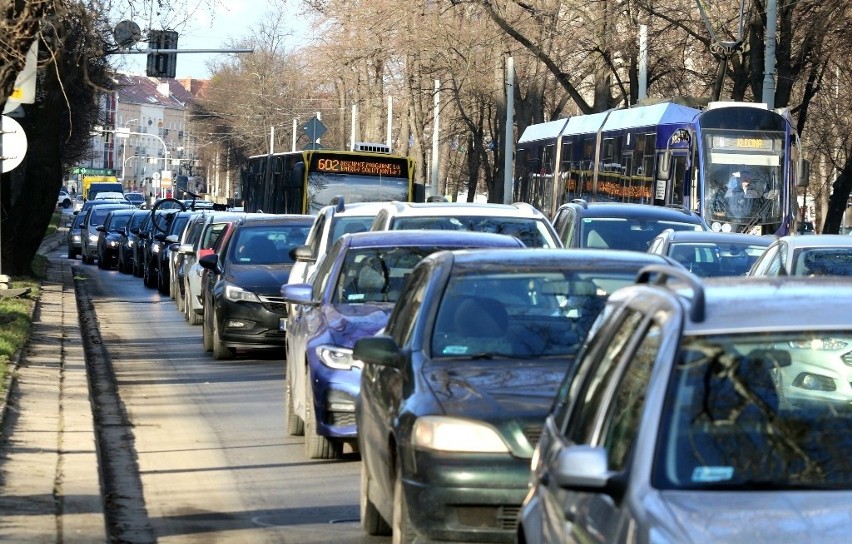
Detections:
721,223,732,233
711,222,722,232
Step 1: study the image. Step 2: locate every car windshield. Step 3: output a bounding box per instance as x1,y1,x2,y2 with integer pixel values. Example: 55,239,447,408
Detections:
430,268,640,358
582,218,703,251
330,216,375,245
229,225,310,265
108,214,131,230
391,216,554,248
654,332,852,491
793,248,852,276
668,241,769,276
333,246,446,304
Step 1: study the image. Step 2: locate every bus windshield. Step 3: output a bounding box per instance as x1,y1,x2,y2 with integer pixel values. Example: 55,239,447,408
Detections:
703,129,785,231
307,173,410,214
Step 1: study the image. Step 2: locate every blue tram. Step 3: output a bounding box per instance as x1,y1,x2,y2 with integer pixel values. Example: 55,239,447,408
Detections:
516,101,810,235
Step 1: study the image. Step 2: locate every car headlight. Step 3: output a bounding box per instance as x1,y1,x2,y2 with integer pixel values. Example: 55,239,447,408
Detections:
71,235,81,242
316,345,362,370
224,284,261,303
412,416,510,453
127,240,134,247
88,233,99,243
792,372,837,392
151,244,161,253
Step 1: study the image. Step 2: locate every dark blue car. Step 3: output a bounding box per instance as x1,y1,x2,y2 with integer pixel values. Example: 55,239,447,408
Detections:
280,230,526,460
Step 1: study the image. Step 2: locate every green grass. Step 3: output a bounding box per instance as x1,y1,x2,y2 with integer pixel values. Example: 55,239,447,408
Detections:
0,212,59,392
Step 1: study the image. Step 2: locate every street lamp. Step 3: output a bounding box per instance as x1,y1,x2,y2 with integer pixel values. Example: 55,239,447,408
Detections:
120,119,138,186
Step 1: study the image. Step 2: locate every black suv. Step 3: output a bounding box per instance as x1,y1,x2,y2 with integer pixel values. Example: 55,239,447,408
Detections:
552,199,708,251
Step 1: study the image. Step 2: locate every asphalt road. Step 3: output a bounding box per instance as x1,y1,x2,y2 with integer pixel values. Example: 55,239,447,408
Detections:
70,250,389,543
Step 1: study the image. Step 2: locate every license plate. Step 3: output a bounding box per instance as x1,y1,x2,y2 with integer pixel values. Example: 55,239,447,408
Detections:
279,318,287,332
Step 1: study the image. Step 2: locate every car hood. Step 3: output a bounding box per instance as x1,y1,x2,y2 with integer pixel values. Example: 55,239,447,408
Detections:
423,361,570,419
322,303,394,347
225,264,294,296
652,490,852,543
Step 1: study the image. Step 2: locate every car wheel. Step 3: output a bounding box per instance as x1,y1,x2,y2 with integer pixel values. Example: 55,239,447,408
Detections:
175,284,185,312
304,379,342,460
285,381,304,436
68,249,75,260
392,465,416,544
143,262,156,288
157,269,169,295
201,305,213,352
133,256,143,277
97,252,105,269
212,310,235,360
361,460,391,535
188,300,203,325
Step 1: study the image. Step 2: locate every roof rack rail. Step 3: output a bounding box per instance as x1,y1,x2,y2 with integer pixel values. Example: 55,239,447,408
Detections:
636,264,705,323
571,198,589,209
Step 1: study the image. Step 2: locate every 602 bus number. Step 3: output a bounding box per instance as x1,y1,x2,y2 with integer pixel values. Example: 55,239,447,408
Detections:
316,158,403,177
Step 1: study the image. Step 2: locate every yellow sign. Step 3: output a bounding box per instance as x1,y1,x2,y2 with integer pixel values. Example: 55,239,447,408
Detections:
7,40,38,104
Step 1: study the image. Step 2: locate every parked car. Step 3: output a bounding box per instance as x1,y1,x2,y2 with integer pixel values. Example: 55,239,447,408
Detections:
281,230,527,460
352,248,676,542
516,267,852,544
551,200,708,250
153,211,196,295
182,211,246,325
123,192,145,208
199,214,313,359
141,210,179,288
95,209,136,270
57,190,73,209
646,229,774,276
289,199,388,289
66,211,85,259
130,211,154,278
79,202,134,264
369,201,561,248
117,209,149,274
748,234,852,276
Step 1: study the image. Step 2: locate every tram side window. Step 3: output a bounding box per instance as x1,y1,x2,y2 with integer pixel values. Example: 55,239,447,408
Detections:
671,155,688,207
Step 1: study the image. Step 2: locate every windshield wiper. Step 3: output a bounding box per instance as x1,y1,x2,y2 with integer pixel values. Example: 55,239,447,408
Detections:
696,479,840,491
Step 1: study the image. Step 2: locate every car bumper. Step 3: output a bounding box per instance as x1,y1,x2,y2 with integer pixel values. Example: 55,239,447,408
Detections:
400,450,530,542
217,300,288,349
309,363,361,438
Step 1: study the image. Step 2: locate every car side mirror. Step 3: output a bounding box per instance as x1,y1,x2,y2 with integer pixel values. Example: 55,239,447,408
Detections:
198,248,214,259
198,253,220,272
154,233,166,242
353,335,402,368
130,227,139,234
279,283,318,306
554,445,625,501
96,225,105,232
290,244,315,262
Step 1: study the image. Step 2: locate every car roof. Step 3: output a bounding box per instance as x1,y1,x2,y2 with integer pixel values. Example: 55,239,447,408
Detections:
618,269,852,333
321,200,392,217
772,234,852,249
661,230,774,245
428,247,674,269
379,201,546,218
105,208,137,217
342,230,527,249
234,214,315,227
560,201,705,222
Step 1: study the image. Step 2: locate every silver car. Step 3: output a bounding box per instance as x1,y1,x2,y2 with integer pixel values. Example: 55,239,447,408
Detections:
517,269,852,543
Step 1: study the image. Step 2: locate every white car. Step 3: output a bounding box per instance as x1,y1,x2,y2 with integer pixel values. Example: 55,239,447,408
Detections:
181,212,245,325
57,190,73,209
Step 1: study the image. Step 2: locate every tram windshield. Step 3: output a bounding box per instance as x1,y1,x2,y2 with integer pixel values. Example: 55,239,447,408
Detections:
703,129,785,233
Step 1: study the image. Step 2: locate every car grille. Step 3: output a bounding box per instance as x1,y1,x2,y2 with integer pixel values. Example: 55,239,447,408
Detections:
456,505,520,531
326,411,356,426
259,295,288,316
522,425,543,448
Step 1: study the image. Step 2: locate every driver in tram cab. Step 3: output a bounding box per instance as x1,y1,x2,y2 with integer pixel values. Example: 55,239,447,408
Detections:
725,171,765,219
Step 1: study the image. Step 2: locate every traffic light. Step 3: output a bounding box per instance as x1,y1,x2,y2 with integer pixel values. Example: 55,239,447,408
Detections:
146,30,178,78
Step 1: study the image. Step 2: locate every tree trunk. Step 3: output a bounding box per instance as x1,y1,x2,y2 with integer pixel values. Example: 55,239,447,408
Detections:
822,155,852,234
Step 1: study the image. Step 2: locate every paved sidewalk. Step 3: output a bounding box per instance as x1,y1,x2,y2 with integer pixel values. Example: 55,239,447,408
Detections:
0,230,107,541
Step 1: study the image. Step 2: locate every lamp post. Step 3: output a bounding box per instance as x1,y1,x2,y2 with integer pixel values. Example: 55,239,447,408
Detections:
107,125,169,198
120,119,138,188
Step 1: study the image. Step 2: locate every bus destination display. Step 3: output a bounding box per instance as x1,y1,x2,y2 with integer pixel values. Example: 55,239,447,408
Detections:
312,155,406,177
